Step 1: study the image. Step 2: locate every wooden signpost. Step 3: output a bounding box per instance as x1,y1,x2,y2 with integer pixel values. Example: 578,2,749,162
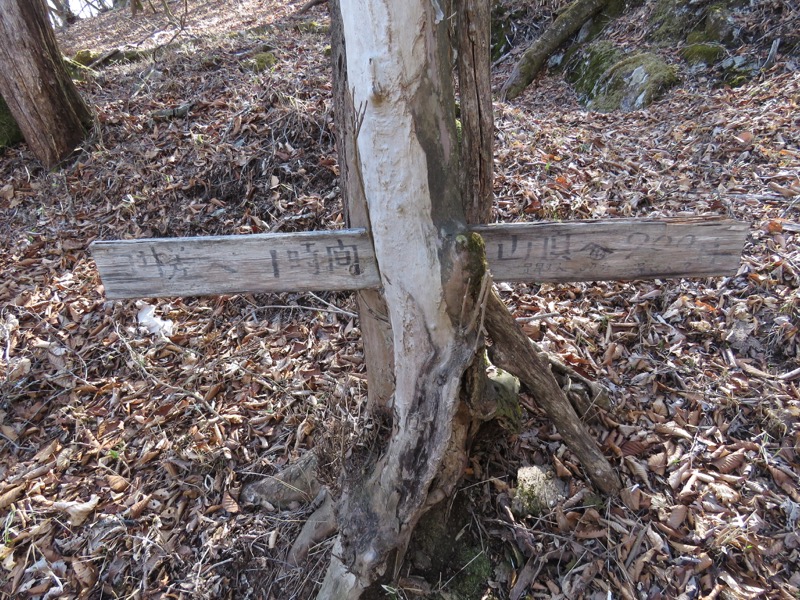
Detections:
90,212,747,507
91,216,747,299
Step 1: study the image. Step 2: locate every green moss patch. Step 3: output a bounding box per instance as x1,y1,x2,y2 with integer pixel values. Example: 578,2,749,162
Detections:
681,42,726,65
0,95,23,149
704,4,736,46
649,0,694,43
569,44,678,112
566,40,624,98
244,51,277,72
405,496,495,598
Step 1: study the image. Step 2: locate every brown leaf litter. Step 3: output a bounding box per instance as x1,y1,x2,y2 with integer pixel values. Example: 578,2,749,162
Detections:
1,0,799,598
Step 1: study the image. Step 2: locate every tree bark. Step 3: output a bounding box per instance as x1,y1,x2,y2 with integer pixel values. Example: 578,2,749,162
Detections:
500,0,610,101
0,0,93,168
318,1,484,597
456,0,494,225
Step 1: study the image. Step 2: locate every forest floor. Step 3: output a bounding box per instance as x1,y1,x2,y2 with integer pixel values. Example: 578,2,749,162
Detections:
1,0,799,598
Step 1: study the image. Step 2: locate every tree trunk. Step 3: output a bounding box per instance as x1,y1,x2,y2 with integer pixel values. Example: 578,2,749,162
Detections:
500,0,610,100
0,0,92,168
456,0,621,495
330,0,395,412
318,1,484,597
48,0,78,26
457,0,494,225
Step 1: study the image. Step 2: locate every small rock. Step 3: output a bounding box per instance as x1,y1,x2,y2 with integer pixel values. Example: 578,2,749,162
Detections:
512,465,566,518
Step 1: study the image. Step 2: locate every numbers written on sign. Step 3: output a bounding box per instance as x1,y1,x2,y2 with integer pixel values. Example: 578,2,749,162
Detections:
91,229,381,298
92,218,747,299
475,219,744,283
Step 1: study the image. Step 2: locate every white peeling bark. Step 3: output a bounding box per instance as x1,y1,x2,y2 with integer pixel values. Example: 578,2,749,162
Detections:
318,1,481,597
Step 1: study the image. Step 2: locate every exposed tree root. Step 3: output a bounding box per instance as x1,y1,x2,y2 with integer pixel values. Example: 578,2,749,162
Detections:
289,489,338,565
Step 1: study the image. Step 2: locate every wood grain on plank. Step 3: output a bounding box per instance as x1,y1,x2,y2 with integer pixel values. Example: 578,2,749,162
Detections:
91,217,748,299
91,228,380,299
475,216,748,283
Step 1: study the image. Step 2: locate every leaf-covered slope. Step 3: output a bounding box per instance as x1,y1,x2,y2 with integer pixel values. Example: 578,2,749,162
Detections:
0,0,798,598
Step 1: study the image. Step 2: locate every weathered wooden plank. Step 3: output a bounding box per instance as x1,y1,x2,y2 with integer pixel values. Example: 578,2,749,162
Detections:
91,228,381,299
91,217,748,299
475,216,749,283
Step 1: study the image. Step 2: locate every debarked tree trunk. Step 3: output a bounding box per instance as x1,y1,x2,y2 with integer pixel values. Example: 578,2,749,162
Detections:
316,1,486,597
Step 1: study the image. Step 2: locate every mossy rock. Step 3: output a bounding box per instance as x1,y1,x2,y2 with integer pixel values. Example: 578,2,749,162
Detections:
719,54,759,87
704,4,737,46
72,49,100,66
512,465,566,518
0,95,23,149
651,0,743,48
244,51,277,72
566,40,624,98
649,0,695,43
582,51,678,112
681,42,726,65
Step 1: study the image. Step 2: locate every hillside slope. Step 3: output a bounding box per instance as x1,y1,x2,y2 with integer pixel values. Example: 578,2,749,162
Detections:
0,1,798,598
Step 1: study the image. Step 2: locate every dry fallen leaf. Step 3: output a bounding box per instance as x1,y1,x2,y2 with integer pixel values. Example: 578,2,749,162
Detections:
666,504,688,529
106,474,130,492
625,456,650,487
52,495,99,527
72,559,99,589
0,485,25,510
128,494,151,519
620,486,641,511
222,491,240,514
712,449,746,474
